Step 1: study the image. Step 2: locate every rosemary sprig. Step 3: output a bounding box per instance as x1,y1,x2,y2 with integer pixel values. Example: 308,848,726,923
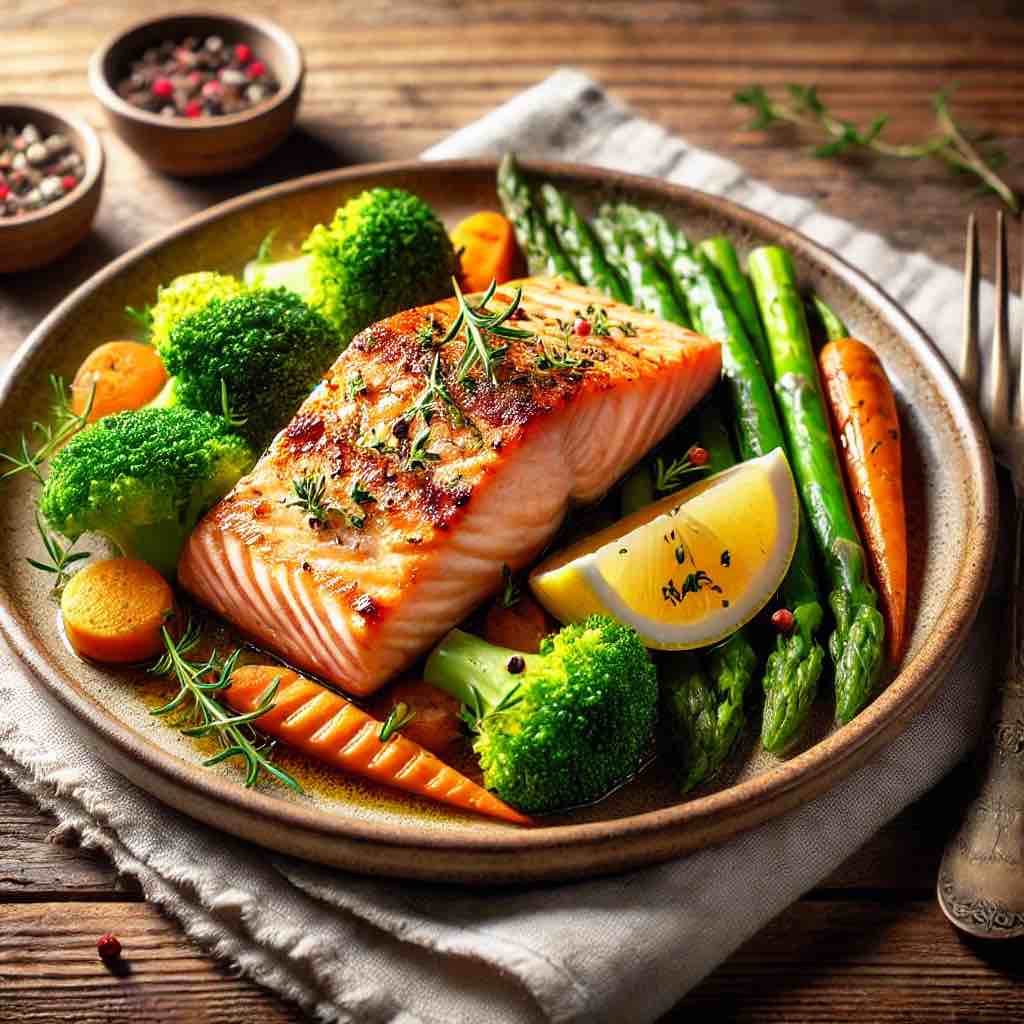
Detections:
346,371,367,401
407,351,463,427
441,278,533,384
0,375,96,484
351,479,376,505
125,304,154,341
287,473,341,529
378,701,417,742
459,682,524,732
26,510,90,592
735,83,1018,213
498,564,521,608
653,452,704,495
535,342,592,372
404,426,440,471
151,622,300,792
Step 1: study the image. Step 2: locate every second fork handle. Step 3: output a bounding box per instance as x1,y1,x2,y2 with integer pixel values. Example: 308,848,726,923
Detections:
937,501,1024,938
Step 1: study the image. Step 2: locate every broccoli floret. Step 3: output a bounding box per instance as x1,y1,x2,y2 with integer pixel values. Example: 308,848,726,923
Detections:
148,271,247,352
243,188,458,342
424,615,658,814
156,288,340,449
40,407,254,578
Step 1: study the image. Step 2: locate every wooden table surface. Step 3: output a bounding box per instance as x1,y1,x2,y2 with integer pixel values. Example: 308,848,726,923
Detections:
3,2,1023,1020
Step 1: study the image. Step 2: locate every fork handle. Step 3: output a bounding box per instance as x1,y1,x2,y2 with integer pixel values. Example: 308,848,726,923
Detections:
937,501,1024,937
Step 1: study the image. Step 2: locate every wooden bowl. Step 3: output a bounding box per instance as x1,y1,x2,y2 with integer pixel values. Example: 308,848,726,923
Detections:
0,102,105,274
88,11,304,177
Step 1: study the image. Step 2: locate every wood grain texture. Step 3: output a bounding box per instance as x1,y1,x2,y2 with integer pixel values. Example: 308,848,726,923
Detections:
1,1,1022,1021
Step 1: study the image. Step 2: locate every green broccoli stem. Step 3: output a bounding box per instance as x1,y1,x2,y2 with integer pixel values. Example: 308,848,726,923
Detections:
101,521,193,579
424,628,527,713
243,252,314,299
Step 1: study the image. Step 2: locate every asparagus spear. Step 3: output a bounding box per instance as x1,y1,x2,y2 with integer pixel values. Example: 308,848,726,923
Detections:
539,185,631,303
608,204,826,752
699,237,772,371
808,295,848,343
657,402,757,790
496,155,580,282
590,213,692,328
748,246,885,723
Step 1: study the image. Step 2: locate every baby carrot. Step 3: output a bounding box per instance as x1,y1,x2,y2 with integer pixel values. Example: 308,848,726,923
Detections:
450,211,521,293
71,340,168,421
483,592,552,654
224,666,531,825
819,338,907,662
61,557,175,663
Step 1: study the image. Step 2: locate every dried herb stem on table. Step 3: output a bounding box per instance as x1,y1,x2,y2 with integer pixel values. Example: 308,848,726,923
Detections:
735,83,1019,214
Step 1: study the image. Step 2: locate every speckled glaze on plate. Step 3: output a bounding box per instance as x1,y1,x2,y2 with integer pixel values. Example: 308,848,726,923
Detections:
0,160,996,883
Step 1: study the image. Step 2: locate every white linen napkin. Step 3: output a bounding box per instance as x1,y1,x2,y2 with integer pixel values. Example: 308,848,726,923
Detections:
0,69,1009,1024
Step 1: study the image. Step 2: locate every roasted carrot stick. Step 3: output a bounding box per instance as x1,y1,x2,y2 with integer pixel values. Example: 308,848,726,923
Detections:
71,340,168,421
450,211,520,293
224,666,530,825
820,338,907,662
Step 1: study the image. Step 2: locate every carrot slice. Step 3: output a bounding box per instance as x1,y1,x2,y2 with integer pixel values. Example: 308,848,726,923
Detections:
450,211,520,293
71,340,168,421
819,338,907,662
483,593,552,654
224,666,530,826
61,558,175,663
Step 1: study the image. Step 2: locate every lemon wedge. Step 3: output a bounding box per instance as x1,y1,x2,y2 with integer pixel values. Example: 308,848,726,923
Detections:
530,448,799,650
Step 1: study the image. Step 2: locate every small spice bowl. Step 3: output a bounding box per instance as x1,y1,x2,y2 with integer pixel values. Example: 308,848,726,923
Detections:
0,102,105,274
89,12,304,177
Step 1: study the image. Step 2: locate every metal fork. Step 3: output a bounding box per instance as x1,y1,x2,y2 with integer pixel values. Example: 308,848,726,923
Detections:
937,211,1024,938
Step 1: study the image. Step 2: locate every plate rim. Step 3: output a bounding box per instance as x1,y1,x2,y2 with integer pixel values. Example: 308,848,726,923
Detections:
0,157,997,874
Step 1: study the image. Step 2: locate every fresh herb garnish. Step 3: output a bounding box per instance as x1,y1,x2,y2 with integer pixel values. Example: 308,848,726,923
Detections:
404,426,440,471
459,682,524,732
407,352,463,427
498,564,521,608
253,229,277,265
346,371,367,401
735,83,1018,214
661,570,721,607
442,278,532,383
358,425,400,457
535,342,592,372
151,622,300,792
287,473,340,529
378,701,417,742
351,480,376,505
26,510,90,593
652,452,704,495
125,304,154,341
0,375,96,484
415,314,439,349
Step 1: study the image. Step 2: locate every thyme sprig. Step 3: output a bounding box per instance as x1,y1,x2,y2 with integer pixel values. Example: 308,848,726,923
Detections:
151,622,300,792
405,426,440,471
653,452,704,495
535,342,592,372
27,511,90,593
125,304,154,341
442,279,533,384
459,683,524,732
0,375,96,484
378,701,417,742
407,352,463,428
287,473,341,529
498,564,521,608
735,83,1018,213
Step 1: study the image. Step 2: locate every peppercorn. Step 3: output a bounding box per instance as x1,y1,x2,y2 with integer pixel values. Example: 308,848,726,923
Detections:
771,608,795,634
96,934,122,960
573,317,592,337
506,655,526,674
687,446,710,467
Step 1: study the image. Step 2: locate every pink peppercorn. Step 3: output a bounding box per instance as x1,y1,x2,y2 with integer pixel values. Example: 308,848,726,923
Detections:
234,43,252,63
246,60,266,80
573,317,591,337
201,80,223,98
97,933,122,960
771,608,795,634
687,445,710,467
61,176,77,192
152,78,174,99
0,185,9,201
183,100,203,118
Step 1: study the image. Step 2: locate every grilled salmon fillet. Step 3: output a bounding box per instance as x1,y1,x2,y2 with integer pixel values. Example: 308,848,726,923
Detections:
179,277,721,695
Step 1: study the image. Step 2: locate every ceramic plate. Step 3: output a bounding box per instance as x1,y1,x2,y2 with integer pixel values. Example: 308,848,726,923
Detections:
0,159,996,882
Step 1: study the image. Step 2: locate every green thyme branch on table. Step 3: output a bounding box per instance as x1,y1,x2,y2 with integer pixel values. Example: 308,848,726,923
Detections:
735,83,1019,214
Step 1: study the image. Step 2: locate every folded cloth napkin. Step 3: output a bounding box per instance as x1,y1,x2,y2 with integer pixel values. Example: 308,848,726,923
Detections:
0,69,1011,1024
